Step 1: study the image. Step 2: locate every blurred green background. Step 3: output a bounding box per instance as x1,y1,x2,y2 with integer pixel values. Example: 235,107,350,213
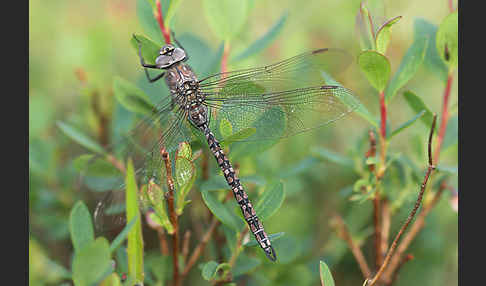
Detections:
29,0,457,285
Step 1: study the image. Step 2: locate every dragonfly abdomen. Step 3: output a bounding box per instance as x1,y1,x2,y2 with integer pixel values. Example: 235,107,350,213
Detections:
200,124,277,262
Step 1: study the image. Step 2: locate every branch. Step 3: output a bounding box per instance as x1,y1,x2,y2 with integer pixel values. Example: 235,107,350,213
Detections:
380,199,391,263
332,214,372,278
155,0,171,44
367,114,437,286
381,184,445,283
434,74,454,163
182,217,220,277
161,148,180,286
182,230,191,264
387,254,414,286
221,42,230,75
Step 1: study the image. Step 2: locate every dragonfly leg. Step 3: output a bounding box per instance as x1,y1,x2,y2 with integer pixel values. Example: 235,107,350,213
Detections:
145,70,165,83
133,34,166,83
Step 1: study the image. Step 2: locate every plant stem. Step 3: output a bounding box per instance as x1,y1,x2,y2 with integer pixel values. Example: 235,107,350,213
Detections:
155,0,171,44
434,73,454,164
367,115,437,286
381,184,445,283
380,199,391,262
157,228,170,256
332,214,372,278
387,254,414,286
221,42,230,75
161,149,180,286
182,217,220,277
373,196,382,269
229,228,249,268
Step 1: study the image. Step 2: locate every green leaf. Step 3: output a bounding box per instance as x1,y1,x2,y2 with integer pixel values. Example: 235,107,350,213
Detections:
73,155,121,177
200,175,229,192
175,142,192,161
414,18,448,81
385,37,428,103
136,0,164,45
220,127,257,147
113,76,155,116
125,159,144,284
100,273,122,286
72,238,113,286
403,91,436,131
244,232,285,247
175,157,196,215
232,253,262,277
232,11,288,62
201,261,219,281
203,0,248,41
69,201,95,253
255,182,285,221
357,3,376,50
321,71,378,128
130,33,161,65
312,147,354,169
436,11,458,70
109,215,139,253
57,122,105,154
201,189,244,231
319,261,335,286
358,51,391,92
141,181,173,233
388,110,426,139
220,118,234,139
375,16,402,54
164,0,182,28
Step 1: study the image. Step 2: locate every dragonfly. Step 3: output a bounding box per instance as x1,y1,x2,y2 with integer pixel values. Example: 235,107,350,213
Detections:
92,32,360,262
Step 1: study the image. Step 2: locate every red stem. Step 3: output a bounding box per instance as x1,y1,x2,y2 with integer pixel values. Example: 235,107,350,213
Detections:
379,91,387,139
221,42,230,74
448,0,454,12
434,74,453,164
155,0,171,44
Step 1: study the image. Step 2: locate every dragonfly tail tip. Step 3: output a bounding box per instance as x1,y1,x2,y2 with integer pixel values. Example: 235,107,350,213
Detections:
265,245,277,262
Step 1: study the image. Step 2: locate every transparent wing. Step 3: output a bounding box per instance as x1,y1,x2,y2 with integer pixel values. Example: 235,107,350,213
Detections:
199,48,359,141
199,48,352,92
80,98,193,233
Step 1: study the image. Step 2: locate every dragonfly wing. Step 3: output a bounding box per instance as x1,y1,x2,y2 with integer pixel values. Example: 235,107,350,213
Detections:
203,85,359,141
199,48,352,92
199,48,359,141
85,103,192,233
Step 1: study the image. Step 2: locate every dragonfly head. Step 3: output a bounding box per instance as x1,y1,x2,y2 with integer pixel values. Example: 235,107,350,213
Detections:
156,44,187,69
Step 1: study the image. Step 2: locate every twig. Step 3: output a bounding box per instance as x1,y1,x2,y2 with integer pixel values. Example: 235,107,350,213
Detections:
161,148,180,286
377,91,388,179
387,254,414,286
365,130,377,173
157,227,170,256
105,154,126,174
373,196,382,269
434,74,454,164
182,230,191,264
182,217,220,277
381,185,445,283
367,114,437,286
448,0,455,12
228,228,249,268
155,0,171,44
380,199,391,263
221,42,230,75
332,214,372,278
